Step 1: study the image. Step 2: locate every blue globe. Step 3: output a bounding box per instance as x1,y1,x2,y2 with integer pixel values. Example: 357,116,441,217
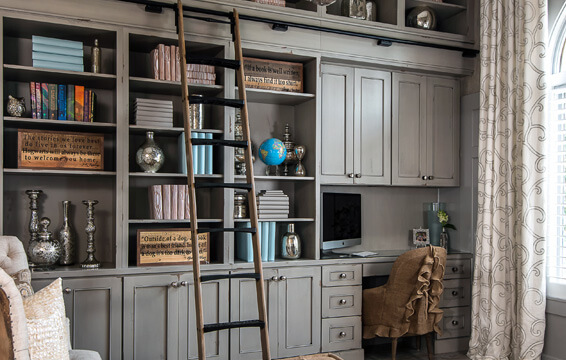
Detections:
258,138,287,166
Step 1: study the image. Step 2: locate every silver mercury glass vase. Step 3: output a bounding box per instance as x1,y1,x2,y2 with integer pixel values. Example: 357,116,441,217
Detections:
58,200,75,265
81,200,101,269
136,131,164,173
281,223,301,260
28,217,61,271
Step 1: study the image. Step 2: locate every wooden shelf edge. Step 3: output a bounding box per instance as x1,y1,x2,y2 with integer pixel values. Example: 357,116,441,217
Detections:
4,169,116,176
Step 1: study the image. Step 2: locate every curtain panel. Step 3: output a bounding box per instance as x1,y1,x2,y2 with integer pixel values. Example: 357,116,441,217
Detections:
468,1,548,359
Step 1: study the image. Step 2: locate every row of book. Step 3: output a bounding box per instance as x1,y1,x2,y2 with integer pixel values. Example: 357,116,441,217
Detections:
29,82,95,122
150,44,217,85
148,184,191,220
134,98,173,128
236,221,277,262
178,133,214,175
32,35,84,72
257,190,289,219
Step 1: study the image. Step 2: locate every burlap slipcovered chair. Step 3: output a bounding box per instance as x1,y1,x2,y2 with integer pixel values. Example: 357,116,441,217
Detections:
362,245,447,360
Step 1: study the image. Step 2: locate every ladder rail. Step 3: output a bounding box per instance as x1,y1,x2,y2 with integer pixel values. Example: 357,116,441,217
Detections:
176,1,206,359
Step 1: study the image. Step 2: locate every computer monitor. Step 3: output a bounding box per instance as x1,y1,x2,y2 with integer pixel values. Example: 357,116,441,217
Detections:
321,192,362,250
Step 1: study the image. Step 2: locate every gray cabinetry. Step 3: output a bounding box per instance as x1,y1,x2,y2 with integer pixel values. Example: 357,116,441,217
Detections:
392,73,460,186
320,64,391,185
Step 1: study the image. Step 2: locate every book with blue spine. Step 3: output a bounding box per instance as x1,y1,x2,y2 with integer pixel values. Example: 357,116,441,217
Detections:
197,132,206,175
191,132,199,174
32,43,84,57
57,84,66,120
32,51,83,65
261,221,269,262
205,132,213,174
48,83,57,120
236,221,253,262
32,35,83,50
268,221,276,262
33,60,83,72
41,83,48,119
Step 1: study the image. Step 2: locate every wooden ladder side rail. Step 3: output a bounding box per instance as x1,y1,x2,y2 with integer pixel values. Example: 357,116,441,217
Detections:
176,1,206,359
233,9,271,360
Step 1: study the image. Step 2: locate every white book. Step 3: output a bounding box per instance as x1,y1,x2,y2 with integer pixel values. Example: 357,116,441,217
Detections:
135,121,174,128
162,184,172,220
135,114,173,122
135,110,174,118
134,102,173,110
135,98,173,106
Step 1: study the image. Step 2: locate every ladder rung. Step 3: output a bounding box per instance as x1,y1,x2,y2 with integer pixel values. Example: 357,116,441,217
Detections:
197,227,256,234
191,138,248,148
203,320,265,333
194,182,252,190
187,57,240,70
200,272,261,282
188,95,244,108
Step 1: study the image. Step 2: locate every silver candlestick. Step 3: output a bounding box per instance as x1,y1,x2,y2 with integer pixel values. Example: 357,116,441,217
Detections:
294,145,306,176
281,124,296,176
25,189,43,267
81,200,101,269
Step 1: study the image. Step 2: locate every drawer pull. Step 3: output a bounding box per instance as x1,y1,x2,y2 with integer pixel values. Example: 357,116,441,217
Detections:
339,273,347,279
451,320,459,326
348,173,354,178
339,331,346,338
179,281,187,287
64,288,72,294
271,276,278,281
279,276,287,281
170,282,179,288
339,299,347,305
452,267,459,273
451,291,459,296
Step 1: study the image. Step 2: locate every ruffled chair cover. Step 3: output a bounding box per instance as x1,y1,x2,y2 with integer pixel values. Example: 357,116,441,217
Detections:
362,245,446,340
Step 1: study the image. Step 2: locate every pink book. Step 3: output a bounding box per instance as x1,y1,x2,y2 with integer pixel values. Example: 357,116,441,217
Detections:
149,185,163,220
158,44,165,80
175,46,181,82
35,82,42,119
177,184,186,220
150,49,159,80
164,45,171,81
171,184,178,220
162,184,171,220
30,82,37,119
169,45,176,82
184,185,191,220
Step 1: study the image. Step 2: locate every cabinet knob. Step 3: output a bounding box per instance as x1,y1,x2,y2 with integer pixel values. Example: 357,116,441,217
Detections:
422,175,427,180
452,291,459,297
339,273,347,279
339,299,347,305
271,276,278,281
452,267,459,273
170,282,179,288
355,173,361,178
348,173,354,178
428,175,434,180
451,320,459,326
179,281,187,287
64,288,72,294
339,331,347,338
279,276,287,281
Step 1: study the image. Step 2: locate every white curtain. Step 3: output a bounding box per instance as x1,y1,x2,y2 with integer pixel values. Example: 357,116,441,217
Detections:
467,1,548,360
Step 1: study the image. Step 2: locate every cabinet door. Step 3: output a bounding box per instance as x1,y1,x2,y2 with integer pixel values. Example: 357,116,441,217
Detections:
392,73,427,186
179,273,229,360
277,267,321,358
353,68,391,185
320,64,355,184
426,76,460,186
230,269,278,360
123,274,179,360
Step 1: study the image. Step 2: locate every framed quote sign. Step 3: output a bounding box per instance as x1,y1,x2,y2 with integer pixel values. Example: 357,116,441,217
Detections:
136,228,209,266
17,129,104,170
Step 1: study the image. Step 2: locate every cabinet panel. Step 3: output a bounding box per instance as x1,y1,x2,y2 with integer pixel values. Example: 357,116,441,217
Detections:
321,316,362,352
321,285,362,318
322,264,362,286
440,278,470,308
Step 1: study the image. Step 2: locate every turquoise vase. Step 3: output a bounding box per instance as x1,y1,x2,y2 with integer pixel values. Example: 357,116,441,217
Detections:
424,202,445,246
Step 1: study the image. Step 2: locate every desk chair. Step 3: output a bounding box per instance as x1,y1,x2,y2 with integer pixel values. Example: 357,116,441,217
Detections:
0,235,101,360
362,246,446,360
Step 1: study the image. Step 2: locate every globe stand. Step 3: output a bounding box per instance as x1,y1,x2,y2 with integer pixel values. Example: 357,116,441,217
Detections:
265,165,281,176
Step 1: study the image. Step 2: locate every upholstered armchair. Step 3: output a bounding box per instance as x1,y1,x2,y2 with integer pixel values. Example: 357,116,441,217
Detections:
0,235,102,360
362,245,447,360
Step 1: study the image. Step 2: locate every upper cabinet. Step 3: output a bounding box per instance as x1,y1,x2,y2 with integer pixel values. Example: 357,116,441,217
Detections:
320,64,391,185
392,73,460,187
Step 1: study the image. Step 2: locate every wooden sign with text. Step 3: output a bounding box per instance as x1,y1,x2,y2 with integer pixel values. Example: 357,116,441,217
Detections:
17,129,104,170
137,228,209,266
243,57,303,93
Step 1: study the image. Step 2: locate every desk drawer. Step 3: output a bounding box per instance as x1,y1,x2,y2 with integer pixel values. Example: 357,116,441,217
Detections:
321,316,361,352
437,307,471,339
322,286,362,318
322,265,362,286
440,278,470,308
444,259,471,279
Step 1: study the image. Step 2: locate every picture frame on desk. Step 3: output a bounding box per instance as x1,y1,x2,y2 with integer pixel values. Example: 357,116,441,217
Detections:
412,228,430,248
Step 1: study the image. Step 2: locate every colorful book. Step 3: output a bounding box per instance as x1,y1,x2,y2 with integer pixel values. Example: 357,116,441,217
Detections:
32,43,84,57
32,51,83,64
57,84,66,120
205,132,213,175
41,83,49,119
35,82,42,119
48,83,57,120
197,132,206,175
84,89,90,122
32,35,83,50
268,221,276,262
32,59,83,72
67,85,75,121
30,82,37,119
149,184,163,220
261,221,269,262
75,85,84,122
177,184,186,220
171,184,178,220
162,184,171,220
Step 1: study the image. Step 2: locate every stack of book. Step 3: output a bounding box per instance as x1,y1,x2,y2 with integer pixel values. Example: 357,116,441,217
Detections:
186,64,216,85
134,98,173,127
236,221,276,262
29,82,95,121
32,35,84,72
256,190,289,219
251,0,286,7
150,44,180,82
178,132,214,175
148,184,190,220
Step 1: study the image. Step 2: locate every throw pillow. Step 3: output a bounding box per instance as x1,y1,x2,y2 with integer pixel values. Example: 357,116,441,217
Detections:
23,278,69,360
11,269,34,298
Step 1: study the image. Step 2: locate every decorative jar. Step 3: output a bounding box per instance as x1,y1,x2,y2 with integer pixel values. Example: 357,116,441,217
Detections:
281,223,301,259
7,95,25,117
28,217,61,270
136,131,164,173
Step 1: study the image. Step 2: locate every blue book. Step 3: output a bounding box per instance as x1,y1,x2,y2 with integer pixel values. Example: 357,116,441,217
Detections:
197,132,206,175
268,222,276,262
57,84,67,120
32,51,83,65
236,221,253,262
205,133,213,175
191,132,199,174
32,43,83,57
32,35,83,50
33,59,83,72
261,221,269,262
178,133,187,174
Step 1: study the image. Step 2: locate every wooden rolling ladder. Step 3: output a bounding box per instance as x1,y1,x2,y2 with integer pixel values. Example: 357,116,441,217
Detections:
175,1,271,359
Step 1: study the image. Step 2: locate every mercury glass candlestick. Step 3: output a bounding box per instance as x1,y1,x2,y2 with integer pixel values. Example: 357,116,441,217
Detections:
294,145,306,176
281,124,296,176
25,189,43,267
81,200,101,269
